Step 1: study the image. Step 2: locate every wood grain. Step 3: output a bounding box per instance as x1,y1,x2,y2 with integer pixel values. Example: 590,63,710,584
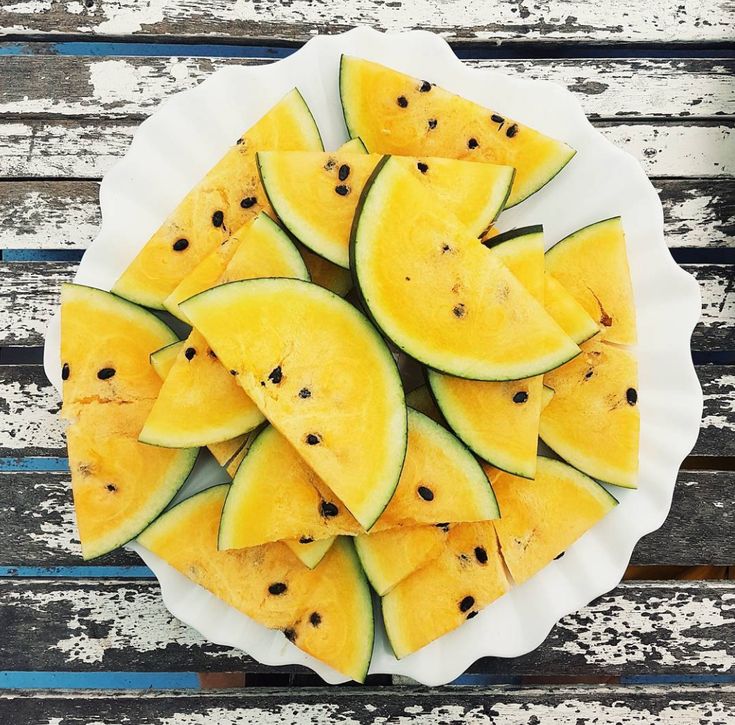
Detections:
1,686,733,724
3,263,731,349
1,579,732,677
1,56,732,120
1,469,731,569
0,0,732,44
2,178,732,252
0,119,732,180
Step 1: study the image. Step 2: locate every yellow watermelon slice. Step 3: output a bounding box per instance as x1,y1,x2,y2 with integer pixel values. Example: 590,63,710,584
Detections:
370,408,499,532
149,340,252,477
139,213,308,448
540,339,640,488
284,536,337,570
382,522,510,658
545,217,636,345
339,56,575,207
182,278,406,530
354,524,449,596
137,485,374,681
352,158,579,380
60,284,197,559
112,89,322,309
544,274,600,345
489,457,618,584
428,226,559,479
218,425,362,550
259,148,513,267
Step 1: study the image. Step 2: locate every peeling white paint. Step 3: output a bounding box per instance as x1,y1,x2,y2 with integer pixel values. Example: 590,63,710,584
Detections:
158,703,356,725
0,377,64,451
555,586,735,671
89,59,143,107
701,374,735,432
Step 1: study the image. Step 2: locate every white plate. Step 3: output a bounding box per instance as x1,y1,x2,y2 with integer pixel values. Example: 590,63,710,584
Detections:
43,27,703,686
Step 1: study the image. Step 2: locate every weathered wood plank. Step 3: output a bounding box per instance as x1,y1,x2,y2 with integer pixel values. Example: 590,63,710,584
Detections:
5,262,731,349
2,469,731,569
0,0,732,44
0,119,732,180
2,686,735,724
1,579,732,677
1,56,733,120
2,178,732,252
0,363,732,457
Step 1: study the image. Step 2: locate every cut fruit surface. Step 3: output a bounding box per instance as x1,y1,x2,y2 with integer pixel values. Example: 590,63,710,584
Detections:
285,536,336,569
544,274,600,345
540,339,640,488
428,226,555,479
138,485,373,682
545,217,636,345
218,425,362,550
355,525,448,596
182,278,407,530
259,149,511,267
489,457,618,584
340,56,575,207
370,408,498,532
382,522,509,658
352,159,579,380
149,341,184,378
112,89,322,309
140,213,309,448
60,284,197,559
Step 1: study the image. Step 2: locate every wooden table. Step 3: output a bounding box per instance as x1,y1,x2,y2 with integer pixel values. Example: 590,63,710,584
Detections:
1,2,733,722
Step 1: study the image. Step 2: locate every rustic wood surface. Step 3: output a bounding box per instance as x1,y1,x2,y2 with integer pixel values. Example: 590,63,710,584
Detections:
1,579,732,676
2,119,732,180
1,0,732,44
2,178,733,251
1,263,732,350
2,364,734,459
1,469,732,569
1,686,734,724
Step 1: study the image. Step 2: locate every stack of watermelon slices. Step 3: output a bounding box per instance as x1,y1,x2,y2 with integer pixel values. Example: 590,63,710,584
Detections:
59,57,639,681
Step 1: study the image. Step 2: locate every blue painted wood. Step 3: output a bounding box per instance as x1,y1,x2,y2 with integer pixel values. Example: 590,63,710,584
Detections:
0,458,69,471
0,671,199,689
0,566,153,578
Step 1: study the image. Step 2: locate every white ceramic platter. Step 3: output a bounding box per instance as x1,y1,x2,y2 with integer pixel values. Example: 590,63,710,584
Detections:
43,27,703,686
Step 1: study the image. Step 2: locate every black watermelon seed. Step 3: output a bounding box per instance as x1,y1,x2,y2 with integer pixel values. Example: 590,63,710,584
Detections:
338,164,350,181
229,369,238,376
474,547,488,564
419,80,432,92
268,366,283,384
405,276,411,282
268,582,287,595
298,388,311,399
299,536,314,544
554,551,565,560
212,210,224,227
627,387,638,406
453,303,466,318
321,501,339,518
240,196,257,209
324,158,336,171
459,596,475,612
61,363,70,381
585,369,594,380
306,433,321,446
427,118,438,130
417,485,434,501
435,522,449,531
283,628,297,642
506,124,519,138
417,162,429,174
97,367,115,380
208,349,217,359
105,483,117,492
397,95,408,108
513,391,529,404
491,114,505,124
442,243,451,253
309,611,322,627
466,611,478,620
184,347,196,361
236,137,243,145
335,184,350,196
468,137,479,149
172,238,189,251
